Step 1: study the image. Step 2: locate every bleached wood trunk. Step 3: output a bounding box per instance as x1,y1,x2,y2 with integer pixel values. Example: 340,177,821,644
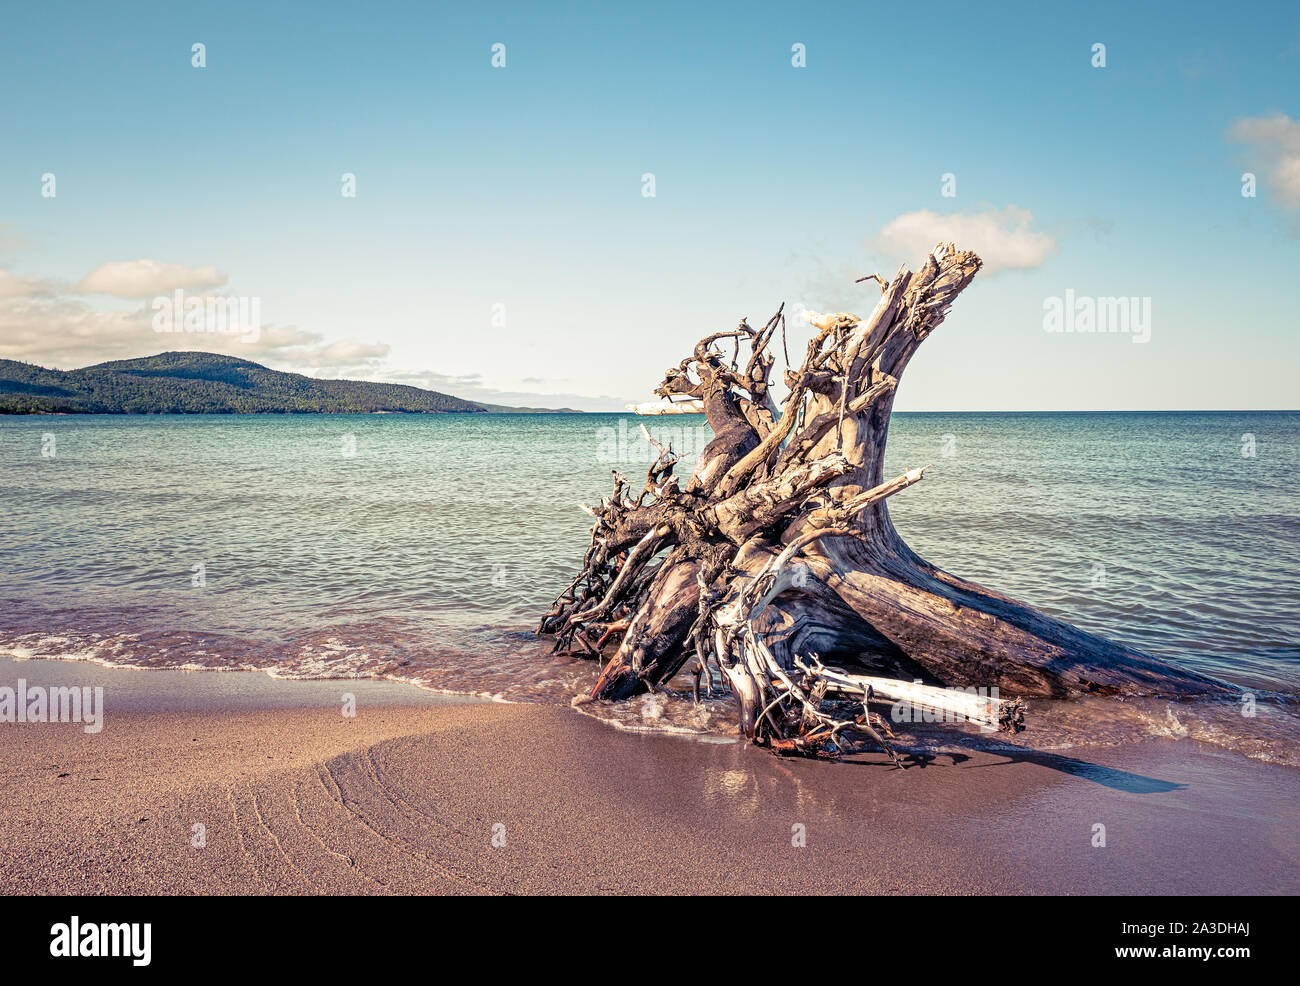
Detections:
539,245,1220,757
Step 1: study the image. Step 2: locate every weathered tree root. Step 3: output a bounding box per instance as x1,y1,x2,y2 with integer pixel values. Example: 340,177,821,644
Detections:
538,244,1221,762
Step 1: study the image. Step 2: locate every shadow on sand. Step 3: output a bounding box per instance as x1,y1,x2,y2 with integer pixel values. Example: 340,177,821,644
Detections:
840,742,1185,794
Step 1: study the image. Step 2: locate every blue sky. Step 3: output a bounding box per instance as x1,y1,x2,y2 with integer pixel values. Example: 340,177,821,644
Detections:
1,0,1297,409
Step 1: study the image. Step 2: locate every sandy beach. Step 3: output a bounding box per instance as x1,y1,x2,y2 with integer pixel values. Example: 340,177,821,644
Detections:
1,656,1295,895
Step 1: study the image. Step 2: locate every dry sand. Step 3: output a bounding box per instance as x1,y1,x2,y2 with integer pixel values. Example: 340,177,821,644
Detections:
1,656,1295,895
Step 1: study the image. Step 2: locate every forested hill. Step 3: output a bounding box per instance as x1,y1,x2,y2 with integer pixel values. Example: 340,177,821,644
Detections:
0,352,500,414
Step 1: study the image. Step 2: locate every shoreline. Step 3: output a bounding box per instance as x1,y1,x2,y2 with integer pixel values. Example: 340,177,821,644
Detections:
1,656,1296,895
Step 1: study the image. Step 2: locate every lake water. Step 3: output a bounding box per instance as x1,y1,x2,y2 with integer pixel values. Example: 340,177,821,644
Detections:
1,411,1296,763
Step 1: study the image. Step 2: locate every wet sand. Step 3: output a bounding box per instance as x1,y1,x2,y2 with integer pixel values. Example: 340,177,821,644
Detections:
1,657,1296,895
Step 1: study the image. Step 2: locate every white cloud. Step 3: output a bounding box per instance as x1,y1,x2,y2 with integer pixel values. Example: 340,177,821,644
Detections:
0,269,62,298
1228,113,1300,208
0,243,619,408
304,339,390,364
76,259,228,298
875,206,1057,274
377,370,629,410
0,293,389,372
0,296,156,366
0,244,388,372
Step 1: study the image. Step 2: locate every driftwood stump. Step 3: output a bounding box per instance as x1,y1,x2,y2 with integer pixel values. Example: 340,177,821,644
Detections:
538,244,1218,757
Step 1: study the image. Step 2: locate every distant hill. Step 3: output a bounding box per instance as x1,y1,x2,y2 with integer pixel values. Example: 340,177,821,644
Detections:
0,353,581,415
474,401,584,414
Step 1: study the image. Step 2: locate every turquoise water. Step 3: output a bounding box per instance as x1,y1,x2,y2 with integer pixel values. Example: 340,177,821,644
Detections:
1,411,1297,759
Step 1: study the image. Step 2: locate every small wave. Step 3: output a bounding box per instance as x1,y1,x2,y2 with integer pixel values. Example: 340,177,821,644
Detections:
3,622,1297,766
